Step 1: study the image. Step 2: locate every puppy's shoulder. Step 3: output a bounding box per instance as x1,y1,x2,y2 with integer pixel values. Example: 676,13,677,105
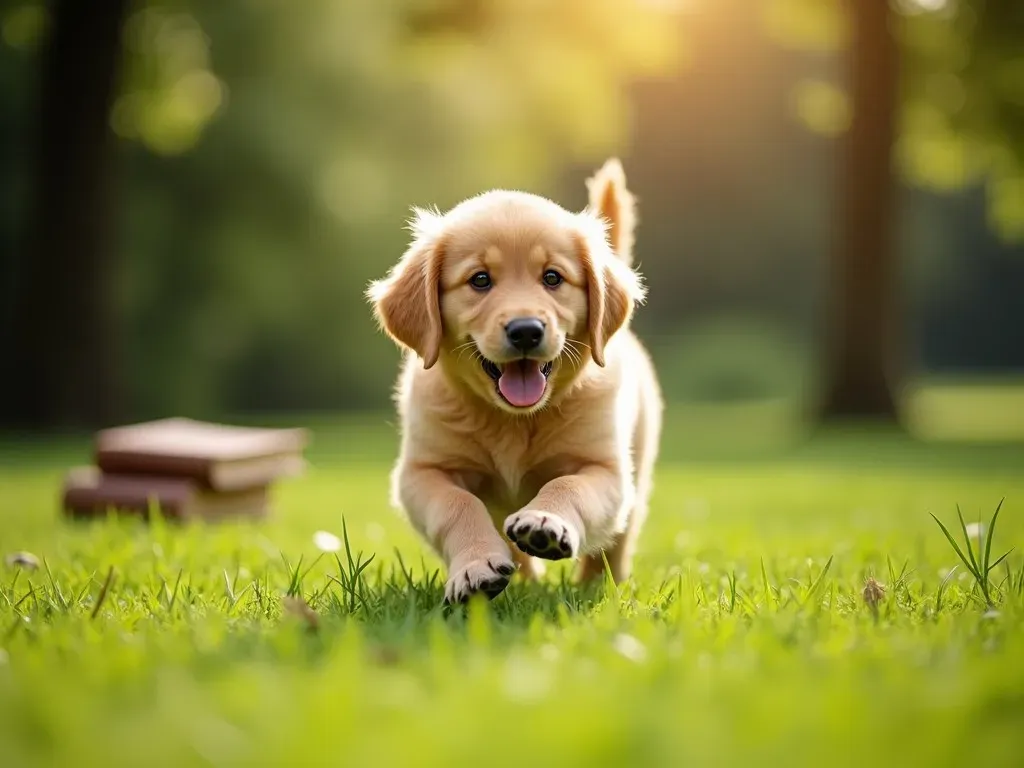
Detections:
577,330,650,390
396,353,488,435
395,352,448,417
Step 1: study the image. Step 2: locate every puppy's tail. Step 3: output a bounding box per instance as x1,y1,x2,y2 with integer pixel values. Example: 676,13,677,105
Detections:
586,157,637,266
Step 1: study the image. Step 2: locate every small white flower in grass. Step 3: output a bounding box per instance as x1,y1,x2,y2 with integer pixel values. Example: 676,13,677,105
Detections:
613,633,647,663
313,530,342,553
965,522,984,540
4,551,39,570
899,0,948,13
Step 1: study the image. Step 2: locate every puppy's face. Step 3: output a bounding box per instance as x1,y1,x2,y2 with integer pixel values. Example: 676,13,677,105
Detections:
438,201,591,411
369,191,643,413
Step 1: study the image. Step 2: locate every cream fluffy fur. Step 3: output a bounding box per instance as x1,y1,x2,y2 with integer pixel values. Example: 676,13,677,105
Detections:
368,159,663,604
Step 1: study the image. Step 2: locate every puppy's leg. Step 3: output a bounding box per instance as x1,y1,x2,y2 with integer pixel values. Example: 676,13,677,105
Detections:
579,377,662,583
397,466,515,604
504,465,628,562
576,467,649,583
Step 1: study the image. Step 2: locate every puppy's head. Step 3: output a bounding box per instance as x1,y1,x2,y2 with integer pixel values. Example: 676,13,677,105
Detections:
368,190,644,413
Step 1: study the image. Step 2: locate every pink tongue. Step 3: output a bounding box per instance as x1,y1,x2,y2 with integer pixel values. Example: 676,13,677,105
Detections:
498,360,547,407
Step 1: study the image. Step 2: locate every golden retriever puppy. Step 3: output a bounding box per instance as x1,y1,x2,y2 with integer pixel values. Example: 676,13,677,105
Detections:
368,159,662,604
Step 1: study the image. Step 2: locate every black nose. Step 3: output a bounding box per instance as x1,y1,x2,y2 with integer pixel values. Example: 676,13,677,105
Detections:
505,317,546,352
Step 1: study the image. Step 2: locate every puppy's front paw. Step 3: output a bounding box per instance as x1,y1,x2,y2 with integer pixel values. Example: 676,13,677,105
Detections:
444,554,516,605
504,510,579,561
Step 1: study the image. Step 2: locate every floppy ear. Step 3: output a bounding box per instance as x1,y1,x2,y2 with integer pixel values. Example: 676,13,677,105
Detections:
366,230,445,369
575,222,646,367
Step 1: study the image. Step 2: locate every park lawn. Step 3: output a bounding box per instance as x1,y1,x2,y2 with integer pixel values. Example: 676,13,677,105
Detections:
1,412,1023,768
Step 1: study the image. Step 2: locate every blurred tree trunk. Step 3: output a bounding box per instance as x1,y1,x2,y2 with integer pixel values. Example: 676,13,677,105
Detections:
3,0,128,430
820,0,901,421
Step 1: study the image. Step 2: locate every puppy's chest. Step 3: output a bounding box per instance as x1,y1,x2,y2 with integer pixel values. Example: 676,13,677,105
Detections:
450,428,579,512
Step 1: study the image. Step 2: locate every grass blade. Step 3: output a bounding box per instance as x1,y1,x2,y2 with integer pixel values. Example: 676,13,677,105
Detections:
759,557,777,608
166,569,183,611
955,505,981,577
299,553,325,585
90,567,115,620
982,498,1004,576
935,565,958,614
989,549,1014,572
802,555,834,609
930,514,980,580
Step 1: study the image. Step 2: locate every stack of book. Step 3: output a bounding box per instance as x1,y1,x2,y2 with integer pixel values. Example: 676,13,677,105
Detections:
62,418,309,522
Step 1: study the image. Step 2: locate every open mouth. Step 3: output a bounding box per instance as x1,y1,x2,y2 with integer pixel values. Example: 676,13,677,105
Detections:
481,357,554,408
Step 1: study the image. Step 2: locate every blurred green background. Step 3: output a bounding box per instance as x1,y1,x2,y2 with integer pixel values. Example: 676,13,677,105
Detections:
1,6,1024,764
0,0,1022,435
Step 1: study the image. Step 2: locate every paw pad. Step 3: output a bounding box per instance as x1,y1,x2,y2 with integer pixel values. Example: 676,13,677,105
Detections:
504,511,577,561
444,556,516,605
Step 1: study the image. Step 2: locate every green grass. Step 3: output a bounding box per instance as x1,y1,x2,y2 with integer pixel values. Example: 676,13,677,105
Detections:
1,412,1023,768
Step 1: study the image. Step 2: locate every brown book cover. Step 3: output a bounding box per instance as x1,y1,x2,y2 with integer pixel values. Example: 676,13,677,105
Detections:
62,467,270,522
94,417,308,491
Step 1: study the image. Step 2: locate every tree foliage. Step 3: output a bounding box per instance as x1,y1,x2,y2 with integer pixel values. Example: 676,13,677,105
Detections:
1,0,1021,424
1,0,684,419
766,0,1024,240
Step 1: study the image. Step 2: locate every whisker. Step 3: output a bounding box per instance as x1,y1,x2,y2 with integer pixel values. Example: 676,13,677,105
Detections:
451,339,482,365
564,339,588,368
562,343,582,369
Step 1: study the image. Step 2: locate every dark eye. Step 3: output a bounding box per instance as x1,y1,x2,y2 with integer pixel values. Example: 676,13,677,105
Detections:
469,271,491,290
542,270,563,288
